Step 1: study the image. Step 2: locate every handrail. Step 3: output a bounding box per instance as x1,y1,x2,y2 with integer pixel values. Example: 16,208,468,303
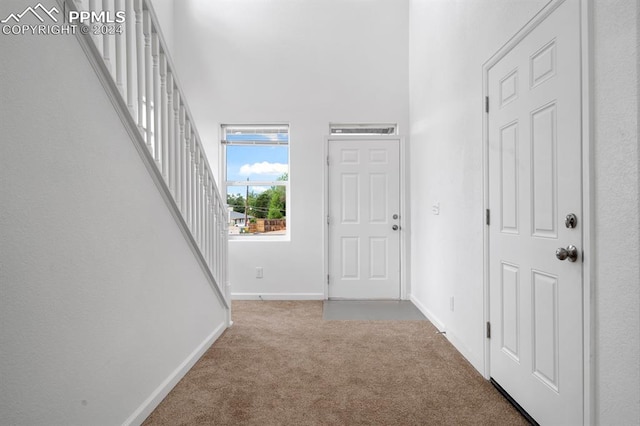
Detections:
61,0,229,309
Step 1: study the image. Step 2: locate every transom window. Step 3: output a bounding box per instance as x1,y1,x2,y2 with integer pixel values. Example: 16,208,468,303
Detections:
330,123,397,135
222,125,289,237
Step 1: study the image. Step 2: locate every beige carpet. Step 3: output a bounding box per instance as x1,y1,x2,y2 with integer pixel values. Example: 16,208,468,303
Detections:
144,301,528,425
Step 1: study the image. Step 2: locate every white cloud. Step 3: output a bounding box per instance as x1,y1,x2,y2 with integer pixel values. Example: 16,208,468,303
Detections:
239,161,288,177
251,186,270,194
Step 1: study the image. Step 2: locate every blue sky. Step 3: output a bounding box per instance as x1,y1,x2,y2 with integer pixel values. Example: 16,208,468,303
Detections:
226,145,289,184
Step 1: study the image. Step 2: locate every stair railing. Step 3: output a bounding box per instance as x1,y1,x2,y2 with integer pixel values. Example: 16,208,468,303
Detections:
62,0,230,310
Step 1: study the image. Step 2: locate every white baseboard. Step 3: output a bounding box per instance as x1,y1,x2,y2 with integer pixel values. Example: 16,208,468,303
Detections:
445,329,484,374
232,293,325,300
410,294,446,332
123,321,227,426
409,294,484,374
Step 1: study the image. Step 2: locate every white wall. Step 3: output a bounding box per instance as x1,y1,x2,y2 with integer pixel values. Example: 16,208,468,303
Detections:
149,0,175,55
409,0,639,423
172,0,410,298
0,0,228,423
592,0,640,423
408,0,548,371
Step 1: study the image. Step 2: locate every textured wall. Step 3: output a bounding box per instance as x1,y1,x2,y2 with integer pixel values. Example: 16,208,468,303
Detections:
0,0,228,424
592,0,640,423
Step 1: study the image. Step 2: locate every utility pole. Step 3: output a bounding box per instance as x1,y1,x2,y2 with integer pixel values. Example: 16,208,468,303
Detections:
244,177,249,230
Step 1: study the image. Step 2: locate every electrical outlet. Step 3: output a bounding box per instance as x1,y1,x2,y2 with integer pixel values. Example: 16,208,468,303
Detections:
256,267,263,279
450,296,454,312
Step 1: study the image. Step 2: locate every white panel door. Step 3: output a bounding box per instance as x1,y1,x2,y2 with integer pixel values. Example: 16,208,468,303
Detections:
328,138,400,299
487,1,583,424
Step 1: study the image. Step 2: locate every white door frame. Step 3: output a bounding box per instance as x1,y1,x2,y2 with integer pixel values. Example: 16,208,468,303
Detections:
482,0,593,423
324,135,409,300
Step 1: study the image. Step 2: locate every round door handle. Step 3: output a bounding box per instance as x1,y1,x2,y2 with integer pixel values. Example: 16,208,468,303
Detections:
556,245,578,262
392,225,399,231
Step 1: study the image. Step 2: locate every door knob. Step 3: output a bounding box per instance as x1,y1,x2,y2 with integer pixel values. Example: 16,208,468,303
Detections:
556,245,578,262
392,225,399,231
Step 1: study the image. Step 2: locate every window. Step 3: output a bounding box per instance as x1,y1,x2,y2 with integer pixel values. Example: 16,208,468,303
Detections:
330,123,397,135
222,125,289,237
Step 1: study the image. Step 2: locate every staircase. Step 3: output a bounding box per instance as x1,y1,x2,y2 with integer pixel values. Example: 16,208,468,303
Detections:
64,0,230,312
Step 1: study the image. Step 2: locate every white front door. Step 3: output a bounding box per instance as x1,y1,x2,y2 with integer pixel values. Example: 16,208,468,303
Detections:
487,1,583,424
328,138,401,299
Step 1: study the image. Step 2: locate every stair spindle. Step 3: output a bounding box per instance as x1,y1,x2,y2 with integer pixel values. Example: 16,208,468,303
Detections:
102,0,113,76
159,54,168,179
152,32,161,164
195,146,202,245
184,123,192,228
187,123,195,228
114,0,124,95
143,9,153,151
88,0,101,53
125,0,135,115
166,73,174,194
134,0,144,135
174,92,182,210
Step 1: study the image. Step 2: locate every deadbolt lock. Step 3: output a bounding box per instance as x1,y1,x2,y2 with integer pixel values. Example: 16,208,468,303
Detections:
393,214,399,220
565,213,578,229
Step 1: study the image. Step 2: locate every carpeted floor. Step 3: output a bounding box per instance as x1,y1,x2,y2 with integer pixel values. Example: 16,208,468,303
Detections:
143,301,528,425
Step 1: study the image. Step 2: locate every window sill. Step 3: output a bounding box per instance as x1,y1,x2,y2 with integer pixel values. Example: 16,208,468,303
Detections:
229,235,290,242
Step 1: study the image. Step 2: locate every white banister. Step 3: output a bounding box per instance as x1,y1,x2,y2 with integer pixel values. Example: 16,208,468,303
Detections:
193,128,199,236
193,136,198,234
152,33,161,165
185,122,193,228
114,0,124,95
186,125,193,230
166,73,174,193
195,146,202,245
159,54,168,179
192,134,197,234
125,0,135,114
134,0,144,135
102,0,112,75
62,0,230,310
178,102,186,214
173,91,181,209
89,0,100,53
214,185,219,272
199,153,205,247
204,172,211,263
143,9,153,150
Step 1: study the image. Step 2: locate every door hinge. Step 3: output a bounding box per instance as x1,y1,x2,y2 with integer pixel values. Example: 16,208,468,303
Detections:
327,215,330,225
486,209,490,225
327,156,329,166
486,321,491,339
327,274,330,285
485,96,489,113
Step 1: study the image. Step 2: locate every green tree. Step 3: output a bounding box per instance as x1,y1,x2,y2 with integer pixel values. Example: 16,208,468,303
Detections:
267,173,287,219
268,185,286,219
253,191,271,219
227,193,245,214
